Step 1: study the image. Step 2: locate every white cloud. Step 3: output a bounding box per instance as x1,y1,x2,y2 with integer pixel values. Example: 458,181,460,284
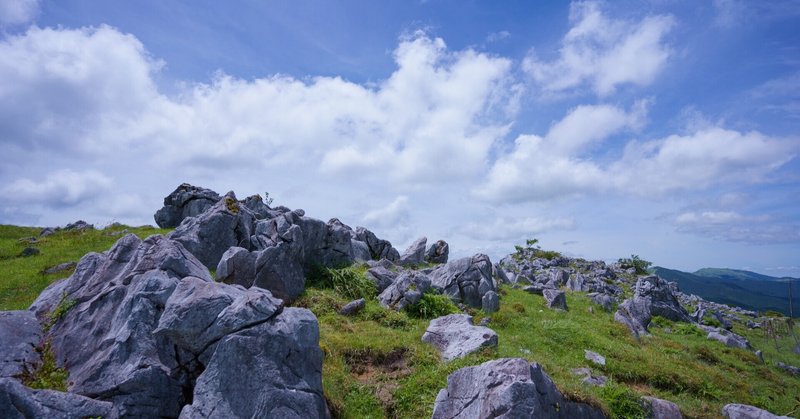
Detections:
523,1,674,96
0,0,38,26
363,196,410,228
2,169,113,207
673,210,800,244
460,216,575,241
487,30,510,42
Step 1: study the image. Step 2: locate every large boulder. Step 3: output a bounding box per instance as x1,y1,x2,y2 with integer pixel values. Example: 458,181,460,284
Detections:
707,330,752,350
0,311,42,379
722,403,792,419
354,227,400,261
29,234,211,417
154,183,222,228
615,276,691,338
422,314,497,361
543,289,568,311
252,225,307,302
0,378,113,419
398,237,427,266
642,396,683,419
432,358,605,419
295,217,354,269
425,240,450,264
169,191,257,269
378,271,431,311
430,254,496,309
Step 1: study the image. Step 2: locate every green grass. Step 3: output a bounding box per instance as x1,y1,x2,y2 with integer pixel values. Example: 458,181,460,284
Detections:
0,224,171,310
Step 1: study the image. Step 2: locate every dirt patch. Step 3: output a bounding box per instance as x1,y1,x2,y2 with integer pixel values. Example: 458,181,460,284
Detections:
342,347,412,409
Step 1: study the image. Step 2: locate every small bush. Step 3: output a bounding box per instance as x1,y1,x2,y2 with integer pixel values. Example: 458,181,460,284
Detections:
21,341,69,391
535,250,562,260
617,255,652,275
405,293,459,319
44,292,76,332
308,265,376,300
599,383,647,419
650,316,673,328
363,303,411,329
673,323,703,336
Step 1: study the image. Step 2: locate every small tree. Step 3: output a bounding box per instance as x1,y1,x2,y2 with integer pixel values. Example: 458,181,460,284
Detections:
618,255,652,275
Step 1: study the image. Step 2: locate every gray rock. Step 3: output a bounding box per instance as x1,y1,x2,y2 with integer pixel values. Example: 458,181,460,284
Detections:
588,292,616,312
493,263,510,285
295,217,354,270
154,276,284,356
378,271,431,311
339,298,366,316
776,362,800,377
566,273,590,291
0,378,113,419
351,239,372,262
169,191,256,269
39,227,55,237
571,367,607,386
180,308,328,419
40,262,76,275
215,246,256,286
252,225,306,302
0,311,42,379
712,310,733,330
615,276,691,338
430,254,495,309
523,285,548,295
399,237,427,266
722,403,792,419
755,350,764,364
28,234,210,417
432,358,605,419
241,194,272,219
425,240,450,264
19,247,39,257
482,291,500,313
354,227,400,261
707,330,751,349
584,350,605,367
154,183,222,228
543,289,568,310
365,266,397,294
422,314,498,361
642,396,683,419
63,220,93,231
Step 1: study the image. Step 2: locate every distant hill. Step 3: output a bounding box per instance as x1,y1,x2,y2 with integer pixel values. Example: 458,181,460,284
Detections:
653,266,800,317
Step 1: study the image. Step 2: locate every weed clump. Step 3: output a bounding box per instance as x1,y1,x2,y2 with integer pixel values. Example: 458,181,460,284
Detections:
599,383,647,419
20,341,69,391
44,291,76,332
405,293,459,319
224,196,239,214
308,265,376,300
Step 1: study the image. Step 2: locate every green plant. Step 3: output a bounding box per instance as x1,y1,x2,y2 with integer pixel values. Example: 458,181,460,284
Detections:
672,323,703,336
20,341,69,391
535,250,562,260
617,255,652,275
44,291,76,332
308,265,376,300
263,192,274,206
405,293,459,319
599,383,647,419
224,196,239,214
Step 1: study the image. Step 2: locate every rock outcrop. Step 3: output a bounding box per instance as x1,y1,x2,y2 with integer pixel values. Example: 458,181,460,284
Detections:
432,358,605,418
430,254,496,310
378,271,431,311
421,314,497,361
615,276,691,338
642,396,683,419
0,378,113,418
722,403,792,419
0,311,42,379
398,237,427,266
154,183,222,228
425,240,449,264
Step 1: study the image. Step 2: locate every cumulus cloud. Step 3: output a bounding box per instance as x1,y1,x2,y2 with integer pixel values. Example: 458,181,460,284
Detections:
673,210,800,244
523,1,674,96
459,216,575,241
2,169,113,208
362,196,410,228
0,0,38,26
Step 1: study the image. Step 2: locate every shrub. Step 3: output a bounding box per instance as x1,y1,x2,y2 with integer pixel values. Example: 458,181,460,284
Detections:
44,292,76,332
535,250,562,260
363,303,410,329
617,255,652,275
405,293,459,319
20,341,68,391
308,265,376,300
599,383,647,419
673,323,704,336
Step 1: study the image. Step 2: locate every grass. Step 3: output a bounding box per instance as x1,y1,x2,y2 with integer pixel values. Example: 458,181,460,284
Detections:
0,224,171,310
2,225,800,418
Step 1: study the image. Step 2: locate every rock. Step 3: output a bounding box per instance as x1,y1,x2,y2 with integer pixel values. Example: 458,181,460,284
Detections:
588,292,616,312
38,227,55,237
642,396,683,419
566,273,590,291
354,227,400,261
755,350,764,364
0,311,42,379
241,194,272,219
0,378,113,418
339,298,366,316
584,350,605,367
252,225,306,302
425,240,449,264
707,330,751,350
169,191,257,269
523,285,548,295
365,266,397,293
432,358,605,419
40,262,77,275
543,289,567,310
712,310,733,330
19,247,39,257
179,308,329,419
776,362,800,377
378,271,431,311
215,246,256,286
28,234,211,417
722,403,792,419
746,320,761,329
64,220,93,231
399,237,427,266
351,239,372,262
295,217,354,270
482,290,500,313
615,276,691,338
430,254,495,309
493,263,510,285
571,367,607,386
422,315,497,361
154,183,222,228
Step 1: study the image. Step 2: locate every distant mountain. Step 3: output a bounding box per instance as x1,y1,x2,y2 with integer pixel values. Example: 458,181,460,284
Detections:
652,266,800,317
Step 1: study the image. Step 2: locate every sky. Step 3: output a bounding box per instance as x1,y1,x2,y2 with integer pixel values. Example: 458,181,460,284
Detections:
1,0,799,277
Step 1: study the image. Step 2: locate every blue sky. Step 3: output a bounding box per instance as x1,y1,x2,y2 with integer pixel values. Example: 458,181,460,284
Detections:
1,0,799,276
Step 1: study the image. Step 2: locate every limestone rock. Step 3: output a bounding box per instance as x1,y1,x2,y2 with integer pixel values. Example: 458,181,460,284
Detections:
584,350,605,367
588,292,616,312
430,254,495,309
154,183,222,228
398,237,427,266
615,276,691,338
432,358,605,419
215,246,256,286
543,289,567,311
378,271,431,311
707,330,751,350
425,240,450,264
354,227,400,261
642,396,683,419
0,378,113,419
339,299,366,316
722,403,791,419
365,266,397,294
0,311,42,379
482,290,500,313
571,367,607,386
422,314,498,361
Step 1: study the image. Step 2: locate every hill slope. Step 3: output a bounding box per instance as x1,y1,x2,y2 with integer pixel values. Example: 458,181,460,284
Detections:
653,266,800,316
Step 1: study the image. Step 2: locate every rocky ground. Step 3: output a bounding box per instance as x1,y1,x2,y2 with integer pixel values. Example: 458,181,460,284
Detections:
1,183,798,418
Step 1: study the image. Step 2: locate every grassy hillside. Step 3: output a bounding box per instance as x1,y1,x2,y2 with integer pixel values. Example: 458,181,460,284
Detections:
694,268,797,282
654,266,800,317
2,225,800,418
